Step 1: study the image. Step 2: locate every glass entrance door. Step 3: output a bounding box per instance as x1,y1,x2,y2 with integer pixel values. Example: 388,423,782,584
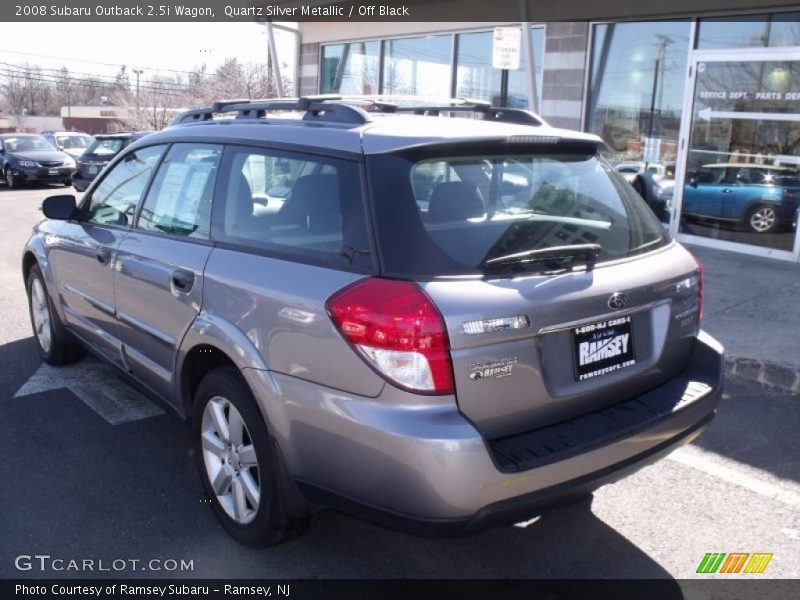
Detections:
673,50,800,260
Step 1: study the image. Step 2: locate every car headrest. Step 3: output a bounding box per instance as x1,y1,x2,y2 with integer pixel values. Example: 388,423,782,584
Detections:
427,181,484,224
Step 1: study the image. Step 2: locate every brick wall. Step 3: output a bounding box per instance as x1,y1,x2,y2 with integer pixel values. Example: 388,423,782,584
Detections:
539,22,589,130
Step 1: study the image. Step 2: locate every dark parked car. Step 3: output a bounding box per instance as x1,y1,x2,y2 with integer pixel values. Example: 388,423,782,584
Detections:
683,163,800,233
0,134,75,188
72,131,151,191
616,162,675,222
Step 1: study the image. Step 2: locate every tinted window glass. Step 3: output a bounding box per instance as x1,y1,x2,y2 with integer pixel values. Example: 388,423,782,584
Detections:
383,35,452,97
4,135,53,152
56,135,92,149
320,41,381,94
214,147,372,269
86,137,126,156
369,148,668,278
587,22,690,171
87,145,166,226
455,28,544,110
138,144,222,238
697,14,800,49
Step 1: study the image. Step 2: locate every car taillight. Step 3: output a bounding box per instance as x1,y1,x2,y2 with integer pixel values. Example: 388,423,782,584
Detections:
692,254,704,324
326,278,454,395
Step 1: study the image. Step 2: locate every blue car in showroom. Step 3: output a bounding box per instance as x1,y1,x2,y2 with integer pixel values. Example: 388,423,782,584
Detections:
683,163,800,234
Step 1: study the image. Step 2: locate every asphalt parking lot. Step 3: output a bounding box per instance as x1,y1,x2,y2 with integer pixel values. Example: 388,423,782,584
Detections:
0,185,798,582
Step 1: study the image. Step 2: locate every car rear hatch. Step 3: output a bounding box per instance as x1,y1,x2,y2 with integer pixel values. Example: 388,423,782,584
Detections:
421,244,701,438
367,140,703,439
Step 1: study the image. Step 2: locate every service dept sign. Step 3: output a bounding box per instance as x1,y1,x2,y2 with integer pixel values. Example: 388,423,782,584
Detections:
492,27,521,70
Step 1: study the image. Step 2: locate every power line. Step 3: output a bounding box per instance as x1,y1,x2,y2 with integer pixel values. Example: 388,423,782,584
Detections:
0,61,199,94
0,68,187,99
0,47,200,76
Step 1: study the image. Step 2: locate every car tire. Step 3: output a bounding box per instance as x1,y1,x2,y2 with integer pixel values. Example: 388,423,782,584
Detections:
26,264,83,365
745,204,779,234
5,168,20,189
193,366,310,547
63,179,72,187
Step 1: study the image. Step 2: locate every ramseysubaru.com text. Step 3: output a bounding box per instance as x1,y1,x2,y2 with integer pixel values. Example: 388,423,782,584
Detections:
15,585,289,597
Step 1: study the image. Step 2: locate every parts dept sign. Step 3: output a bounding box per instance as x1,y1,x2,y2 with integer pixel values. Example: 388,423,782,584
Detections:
492,27,521,71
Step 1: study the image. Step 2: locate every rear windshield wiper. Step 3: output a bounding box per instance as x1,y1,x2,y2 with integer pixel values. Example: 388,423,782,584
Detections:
482,243,602,270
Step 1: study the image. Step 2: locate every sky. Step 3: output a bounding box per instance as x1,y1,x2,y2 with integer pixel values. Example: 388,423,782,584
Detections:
0,22,297,85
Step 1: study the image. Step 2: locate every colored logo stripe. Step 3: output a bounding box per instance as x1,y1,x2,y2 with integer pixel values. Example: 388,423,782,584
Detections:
697,553,726,573
719,553,749,573
697,552,773,574
744,553,773,574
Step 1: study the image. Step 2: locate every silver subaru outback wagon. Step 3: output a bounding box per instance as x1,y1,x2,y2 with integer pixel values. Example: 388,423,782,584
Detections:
23,96,723,546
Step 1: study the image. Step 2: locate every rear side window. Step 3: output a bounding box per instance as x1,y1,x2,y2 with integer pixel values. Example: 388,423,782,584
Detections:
212,146,372,269
137,143,222,239
368,148,669,278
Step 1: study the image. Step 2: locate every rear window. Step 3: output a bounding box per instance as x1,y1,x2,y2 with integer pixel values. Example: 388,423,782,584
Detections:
56,134,92,149
368,148,669,278
86,137,125,156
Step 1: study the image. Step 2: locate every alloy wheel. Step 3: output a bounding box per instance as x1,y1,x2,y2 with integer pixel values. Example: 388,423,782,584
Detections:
750,207,776,233
30,278,52,353
201,396,261,524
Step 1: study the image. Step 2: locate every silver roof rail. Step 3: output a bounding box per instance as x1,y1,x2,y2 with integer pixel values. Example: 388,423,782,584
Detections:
171,95,546,128
171,95,371,126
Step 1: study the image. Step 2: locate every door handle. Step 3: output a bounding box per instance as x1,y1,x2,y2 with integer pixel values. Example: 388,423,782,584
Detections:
722,188,734,193
96,246,112,264
171,269,195,293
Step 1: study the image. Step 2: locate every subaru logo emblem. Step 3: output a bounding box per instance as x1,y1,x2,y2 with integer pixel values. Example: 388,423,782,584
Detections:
607,293,627,311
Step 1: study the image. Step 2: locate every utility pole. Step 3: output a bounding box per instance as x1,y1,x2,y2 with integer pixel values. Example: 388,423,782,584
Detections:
133,68,144,111
65,76,72,120
264,22,283,96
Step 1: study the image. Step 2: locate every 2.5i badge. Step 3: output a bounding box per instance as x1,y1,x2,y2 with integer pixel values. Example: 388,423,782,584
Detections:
469,357,518,380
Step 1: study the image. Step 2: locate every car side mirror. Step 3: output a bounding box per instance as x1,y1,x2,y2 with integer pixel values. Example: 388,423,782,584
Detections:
42,195,77,220
688,177,698,188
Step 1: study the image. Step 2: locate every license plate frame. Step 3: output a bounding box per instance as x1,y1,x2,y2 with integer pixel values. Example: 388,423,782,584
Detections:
572,316,635,381
87,166,98,175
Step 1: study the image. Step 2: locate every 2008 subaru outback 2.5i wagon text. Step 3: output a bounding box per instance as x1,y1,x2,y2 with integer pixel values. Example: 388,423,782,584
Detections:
23,96,723,546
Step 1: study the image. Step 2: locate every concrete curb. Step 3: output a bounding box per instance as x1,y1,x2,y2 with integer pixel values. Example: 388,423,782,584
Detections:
725,356,800,395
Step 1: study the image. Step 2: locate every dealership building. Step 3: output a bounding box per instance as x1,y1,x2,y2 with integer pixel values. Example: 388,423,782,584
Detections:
297,6,800,262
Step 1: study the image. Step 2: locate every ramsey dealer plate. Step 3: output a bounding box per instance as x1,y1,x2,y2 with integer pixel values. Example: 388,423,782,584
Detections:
573,316,635,381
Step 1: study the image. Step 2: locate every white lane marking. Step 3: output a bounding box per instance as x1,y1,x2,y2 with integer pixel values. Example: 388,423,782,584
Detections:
668,445,800,509
14,357,164,424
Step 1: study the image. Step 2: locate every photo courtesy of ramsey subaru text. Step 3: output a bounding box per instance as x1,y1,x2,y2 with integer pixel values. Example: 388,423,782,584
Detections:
22,96,723,546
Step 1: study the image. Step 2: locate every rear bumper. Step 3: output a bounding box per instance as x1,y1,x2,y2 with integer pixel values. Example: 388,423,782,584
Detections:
248,330,724,535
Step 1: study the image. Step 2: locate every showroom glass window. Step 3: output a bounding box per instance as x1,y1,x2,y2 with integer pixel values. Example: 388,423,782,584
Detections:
697,13,800,49
455,28,544,110
586,21,691,165
382,35,452,97
320,41,380,94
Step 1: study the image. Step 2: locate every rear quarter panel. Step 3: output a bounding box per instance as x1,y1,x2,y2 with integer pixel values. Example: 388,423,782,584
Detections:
196,248,386,398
